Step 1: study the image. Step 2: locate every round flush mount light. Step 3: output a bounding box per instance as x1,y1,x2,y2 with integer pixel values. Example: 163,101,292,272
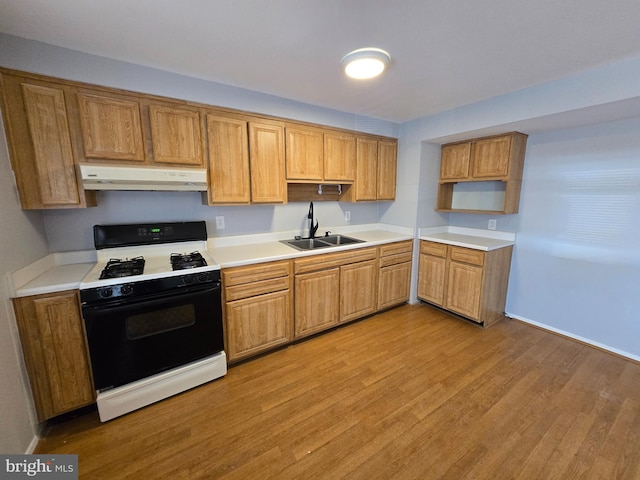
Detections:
341,48,391,80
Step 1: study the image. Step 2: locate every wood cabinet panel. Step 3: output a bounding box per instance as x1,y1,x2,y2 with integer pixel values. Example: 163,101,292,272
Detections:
420,240,447,257
377,139,398,200
341,260,377,323
205,114,251,204
378,260,412,311
449,246,485,267
225,290,291,362
249,121,286,203
13,291,94,421
324,132,356,182
355,137,378,200
285,125,323,181
294,247,377,274
77,93,145,161
21,83,81,206
295,268,340,338
440,142,471,180
418,253,447,306
222,260,290,287
149,105,203,166
445,261,483,319
471,135,511,178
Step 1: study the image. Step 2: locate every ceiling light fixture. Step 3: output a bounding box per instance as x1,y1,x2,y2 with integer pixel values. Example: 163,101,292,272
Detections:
341,48,391,80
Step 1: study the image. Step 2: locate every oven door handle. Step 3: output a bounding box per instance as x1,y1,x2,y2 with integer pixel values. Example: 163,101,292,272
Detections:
82,282,220,311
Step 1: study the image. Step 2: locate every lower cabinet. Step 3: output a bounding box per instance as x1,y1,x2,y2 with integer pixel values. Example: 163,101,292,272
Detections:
222,260,292,362
293,247,378,339
12,290,95,421
377,240,413,310
417,240,513,327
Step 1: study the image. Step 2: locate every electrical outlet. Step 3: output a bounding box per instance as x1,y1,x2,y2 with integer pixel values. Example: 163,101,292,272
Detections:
488,219,497,230
344,211,351,222
216,216,225,230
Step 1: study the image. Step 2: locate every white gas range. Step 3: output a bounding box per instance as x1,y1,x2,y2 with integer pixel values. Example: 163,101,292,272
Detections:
79,221,226,422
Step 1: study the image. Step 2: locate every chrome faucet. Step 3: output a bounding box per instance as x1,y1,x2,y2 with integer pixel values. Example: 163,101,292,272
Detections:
307,201,319,238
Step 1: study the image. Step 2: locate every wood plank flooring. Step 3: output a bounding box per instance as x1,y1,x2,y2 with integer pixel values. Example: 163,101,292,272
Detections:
35,304,640,479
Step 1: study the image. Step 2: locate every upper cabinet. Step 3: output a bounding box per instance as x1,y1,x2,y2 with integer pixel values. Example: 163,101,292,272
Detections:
76,92,146,162
355,137,397,201
0,68,396,209
0,74,95,209
436,132,527,214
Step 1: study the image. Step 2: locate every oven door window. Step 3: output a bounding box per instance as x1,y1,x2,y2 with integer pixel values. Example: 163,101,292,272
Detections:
83,284,223,391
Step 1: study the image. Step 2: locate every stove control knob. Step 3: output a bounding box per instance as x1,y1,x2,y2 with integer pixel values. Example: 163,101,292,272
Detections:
184,276,194,284
198,273,209,282
120,284,133,295
100,288,113,298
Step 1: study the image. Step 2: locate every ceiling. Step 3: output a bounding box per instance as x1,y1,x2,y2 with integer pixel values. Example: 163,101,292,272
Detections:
1,0,640,123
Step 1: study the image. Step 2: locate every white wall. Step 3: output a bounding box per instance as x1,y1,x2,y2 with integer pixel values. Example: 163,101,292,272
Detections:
506,118,640,358
0,112,49,453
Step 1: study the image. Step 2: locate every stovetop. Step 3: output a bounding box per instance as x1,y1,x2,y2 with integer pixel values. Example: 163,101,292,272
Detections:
80,241,220,289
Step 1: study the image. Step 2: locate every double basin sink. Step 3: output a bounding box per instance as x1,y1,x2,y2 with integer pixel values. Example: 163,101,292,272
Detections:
282,234,364,251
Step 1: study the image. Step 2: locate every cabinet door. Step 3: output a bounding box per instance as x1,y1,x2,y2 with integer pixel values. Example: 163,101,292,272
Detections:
21,83,81,206
445,262,483,320
13,291,94,421
324,132,356,182
440,142,471,180
149,105,203,166
295,268,340,338
77,93,145,161
249,121,286,203
206,114,251,204
340,260,377,323
418,254,447,306
225,290,291,362
355,137,378,201
471,135,511,178
378,261,412,310
285,125,323,181
377,139,397,200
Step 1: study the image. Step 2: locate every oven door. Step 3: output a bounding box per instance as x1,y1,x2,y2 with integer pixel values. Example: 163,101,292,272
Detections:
82,283,224,391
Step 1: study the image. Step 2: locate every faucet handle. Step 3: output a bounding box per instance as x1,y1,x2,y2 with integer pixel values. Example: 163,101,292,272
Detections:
324,231,331,237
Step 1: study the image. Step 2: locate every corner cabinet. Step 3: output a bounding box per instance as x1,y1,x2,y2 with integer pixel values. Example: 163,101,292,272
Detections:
12,290,95,421
222,260,292,362
417,240,513,327
355,138,398,201
436,132,527,214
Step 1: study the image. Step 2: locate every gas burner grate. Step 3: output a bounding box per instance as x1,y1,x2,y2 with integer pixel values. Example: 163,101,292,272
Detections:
170,251,207,271
100,256,145,279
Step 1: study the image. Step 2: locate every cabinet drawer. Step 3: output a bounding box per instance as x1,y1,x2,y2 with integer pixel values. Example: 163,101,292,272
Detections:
225,276,290,302
379,252,412,268
449,246,485,266
379,240,413,257
222,260,290,287
420,241,447,257
294,247,377,274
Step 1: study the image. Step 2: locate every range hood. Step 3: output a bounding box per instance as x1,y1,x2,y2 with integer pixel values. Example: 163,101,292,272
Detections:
80,164,208,192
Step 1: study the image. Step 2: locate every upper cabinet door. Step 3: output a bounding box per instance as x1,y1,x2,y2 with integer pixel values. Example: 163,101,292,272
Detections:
249,121,286,204
324,132,356,182
376,139,397,200
440,142,471,181
355,137,378,201
149,105,203,166
471,135,512,178
21,83,81,207
285,125,323,181
77,92,145,162
205,114,251,205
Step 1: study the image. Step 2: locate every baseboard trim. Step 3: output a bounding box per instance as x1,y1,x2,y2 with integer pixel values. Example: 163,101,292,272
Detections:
506,311,640,364
25,434,38,454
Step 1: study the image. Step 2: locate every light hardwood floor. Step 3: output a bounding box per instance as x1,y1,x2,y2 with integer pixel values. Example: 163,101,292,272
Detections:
35,304,640,479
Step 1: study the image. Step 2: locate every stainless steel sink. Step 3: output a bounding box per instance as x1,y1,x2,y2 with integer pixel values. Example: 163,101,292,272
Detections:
319,234,364,246
282,234,364,251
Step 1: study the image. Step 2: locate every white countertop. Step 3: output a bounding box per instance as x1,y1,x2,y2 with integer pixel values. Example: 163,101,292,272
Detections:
419,226,515,251
208,226,414,268
9,225,414,297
